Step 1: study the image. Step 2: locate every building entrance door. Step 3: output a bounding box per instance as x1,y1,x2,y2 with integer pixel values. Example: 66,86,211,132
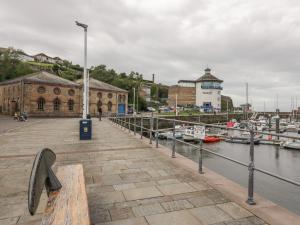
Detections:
118,104,125,115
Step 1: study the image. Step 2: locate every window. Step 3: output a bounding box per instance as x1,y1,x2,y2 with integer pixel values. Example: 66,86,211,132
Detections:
68,99,74,111
37,97,45,111
97,92,102,98
108,93,113,99
53,98,60,111
37,86,46,94
53,87,61,95
107,101,112,111
118,95,122,103
68,89,75,96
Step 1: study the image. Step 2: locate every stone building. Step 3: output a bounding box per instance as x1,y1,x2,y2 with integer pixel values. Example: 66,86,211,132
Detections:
0,71,128,117
168,68,224,112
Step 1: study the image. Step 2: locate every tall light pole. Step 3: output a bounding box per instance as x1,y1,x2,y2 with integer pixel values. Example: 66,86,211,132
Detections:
76,21,88,119
76,21,92,140
87,69,90,116
133,87,136,113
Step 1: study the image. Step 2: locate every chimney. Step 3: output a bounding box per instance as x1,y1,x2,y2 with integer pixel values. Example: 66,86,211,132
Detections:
152,74,155,83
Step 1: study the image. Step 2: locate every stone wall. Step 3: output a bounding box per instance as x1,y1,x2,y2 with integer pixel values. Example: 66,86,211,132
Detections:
168,85,196,106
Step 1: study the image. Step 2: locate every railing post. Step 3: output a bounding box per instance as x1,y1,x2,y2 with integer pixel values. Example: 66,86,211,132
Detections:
198,140,204,174
134,115,136,135
150,116,153,144
156,117,159,148
141,116,143,139
172,119,176,158
246,129,256,205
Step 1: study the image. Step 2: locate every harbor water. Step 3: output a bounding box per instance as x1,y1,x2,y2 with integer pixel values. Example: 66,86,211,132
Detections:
159,134,300,215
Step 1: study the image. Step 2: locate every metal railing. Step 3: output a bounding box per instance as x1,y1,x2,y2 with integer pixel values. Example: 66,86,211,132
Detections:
109,114,300,205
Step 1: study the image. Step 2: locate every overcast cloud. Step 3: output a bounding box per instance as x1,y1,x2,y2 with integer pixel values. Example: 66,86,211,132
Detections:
1,0,300,111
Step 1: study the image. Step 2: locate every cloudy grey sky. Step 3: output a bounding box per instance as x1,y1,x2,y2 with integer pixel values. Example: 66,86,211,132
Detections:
1,0,300,111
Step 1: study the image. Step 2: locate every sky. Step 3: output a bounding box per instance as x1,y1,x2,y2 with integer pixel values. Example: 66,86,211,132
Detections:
1,0,300,111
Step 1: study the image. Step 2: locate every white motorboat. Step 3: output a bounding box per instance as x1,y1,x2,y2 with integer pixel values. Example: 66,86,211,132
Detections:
282,140,300,150
182,128,195,142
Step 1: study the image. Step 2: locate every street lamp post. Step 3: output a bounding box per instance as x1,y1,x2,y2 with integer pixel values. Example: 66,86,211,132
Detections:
76,21,92,140
75,21,88,119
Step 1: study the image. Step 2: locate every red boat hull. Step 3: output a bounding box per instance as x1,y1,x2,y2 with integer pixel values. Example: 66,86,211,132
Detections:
203,136,221,143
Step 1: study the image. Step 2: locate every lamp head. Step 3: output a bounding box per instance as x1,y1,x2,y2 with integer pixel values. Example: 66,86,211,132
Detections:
75,21,88,29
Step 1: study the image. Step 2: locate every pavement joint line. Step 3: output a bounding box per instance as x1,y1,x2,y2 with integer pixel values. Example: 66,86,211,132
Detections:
0,146,154,159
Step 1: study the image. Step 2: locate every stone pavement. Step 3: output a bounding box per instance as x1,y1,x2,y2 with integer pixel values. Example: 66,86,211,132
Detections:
0,118,268,225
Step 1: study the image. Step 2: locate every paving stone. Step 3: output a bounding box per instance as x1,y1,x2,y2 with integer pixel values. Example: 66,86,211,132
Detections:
157,178,180,185
132,203,165,216
161,200,194,212
109,207,134,221
157,182,197,195
122,186,163,201
203,189,230,204
120,171,151,181
0,217,19,225
101,174,123,185
189,182,212,191
90,208,111,224
113,183,136,191
217,202,252,219
189,206,233,225
96,217,149,225
136,195,173,206
146,210,202,225
89,191,125,204
87,184,115,193
188,196,215,207
223,216,265,225
134,181,157,188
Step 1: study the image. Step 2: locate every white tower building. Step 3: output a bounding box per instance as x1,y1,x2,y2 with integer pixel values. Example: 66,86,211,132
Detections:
195,68,223,112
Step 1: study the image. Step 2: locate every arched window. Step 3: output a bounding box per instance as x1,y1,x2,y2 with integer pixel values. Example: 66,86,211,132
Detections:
53,98,60,111
37,97,45,111
107,101,112,112
68,99,74,111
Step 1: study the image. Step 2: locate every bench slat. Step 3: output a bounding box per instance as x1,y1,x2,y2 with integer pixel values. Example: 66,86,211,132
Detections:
42,164,90,225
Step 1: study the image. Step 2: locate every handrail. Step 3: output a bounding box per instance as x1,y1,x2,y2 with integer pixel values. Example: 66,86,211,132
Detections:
109,115,300,206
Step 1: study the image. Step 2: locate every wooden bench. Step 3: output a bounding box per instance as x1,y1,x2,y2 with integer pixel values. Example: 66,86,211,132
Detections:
41,164,90,225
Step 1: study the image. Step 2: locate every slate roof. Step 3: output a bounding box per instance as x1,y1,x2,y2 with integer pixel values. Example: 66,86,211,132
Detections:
195,68,223,83
76,78,128,93
0,71,79,87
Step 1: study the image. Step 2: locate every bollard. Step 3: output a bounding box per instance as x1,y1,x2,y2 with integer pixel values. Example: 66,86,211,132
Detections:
156,117,159,148
246,129,256,205
141,116,143,139
134,115,136,135
198,140,204,174
150,117,153,144
172,119,176,158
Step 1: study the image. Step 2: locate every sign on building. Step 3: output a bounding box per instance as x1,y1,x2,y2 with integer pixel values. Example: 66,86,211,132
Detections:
194,125,205,140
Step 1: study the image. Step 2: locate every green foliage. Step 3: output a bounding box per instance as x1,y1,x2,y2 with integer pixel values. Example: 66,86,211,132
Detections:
0,48,33,81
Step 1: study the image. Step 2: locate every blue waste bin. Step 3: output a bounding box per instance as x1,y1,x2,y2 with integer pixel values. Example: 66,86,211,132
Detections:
80,119,92,140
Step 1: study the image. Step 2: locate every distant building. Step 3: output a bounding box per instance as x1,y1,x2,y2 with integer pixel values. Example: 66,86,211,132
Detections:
139,84,151,102
195,68,223,112
53,57,64,64
240,103,252,112
34,53,56,64
0,71,128,117
168,68,224,112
